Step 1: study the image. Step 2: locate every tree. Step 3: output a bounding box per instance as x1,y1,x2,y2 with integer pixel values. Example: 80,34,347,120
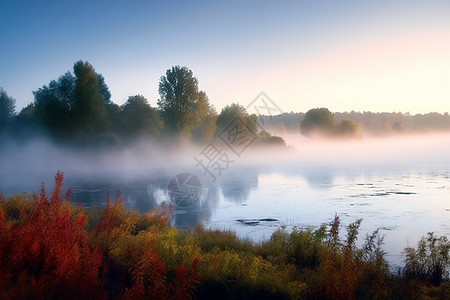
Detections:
32,64,113,143
300,108,335,137
97,74,112,104
72,60,110,142
158,66,204,137
34,71,76,110
336,119,359,138
119,95,163,140
36,93,72,138
0,88,16,130
392,121,404,132
106,102,121,137
33,73,74,138
191,91,217,143
255,130,286,147
17,103,36,122
215,103,257,135
275,121,287,136
13,103,37,137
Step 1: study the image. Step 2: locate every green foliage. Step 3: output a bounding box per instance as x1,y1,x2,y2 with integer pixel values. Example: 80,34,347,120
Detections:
72,60,110,142
335,119,359,138
97,74,112,104
118,95,163,141
260,226,327,270
4,64,450,145
17,62,219,145
14,103,36,133
158,66,208,138
34,71,75,109
194,225,255,253
6,62,223,145
300,108,361,139
35,92,72,139
345,218,362,253
216,103,257,135
255,130,286,147
191,91,218,143
300,107,335,137
404,232,450,285
1,193,35,225
0,87,16,130
30,62,114,144
33,71,76,139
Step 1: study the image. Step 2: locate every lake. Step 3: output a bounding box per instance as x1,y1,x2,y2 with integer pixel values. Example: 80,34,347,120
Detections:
1,134,449,267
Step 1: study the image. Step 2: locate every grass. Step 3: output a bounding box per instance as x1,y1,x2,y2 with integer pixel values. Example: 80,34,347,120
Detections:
0,172,449,299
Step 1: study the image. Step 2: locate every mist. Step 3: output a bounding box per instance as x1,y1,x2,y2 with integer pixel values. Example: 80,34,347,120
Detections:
1,130,449,267
1,132,448,198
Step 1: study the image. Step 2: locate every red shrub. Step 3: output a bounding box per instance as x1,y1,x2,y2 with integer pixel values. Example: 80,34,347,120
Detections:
0,171,105,299
172,257,200,300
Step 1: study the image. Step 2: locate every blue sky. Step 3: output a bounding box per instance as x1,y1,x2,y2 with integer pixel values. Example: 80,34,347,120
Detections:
1,0,449,114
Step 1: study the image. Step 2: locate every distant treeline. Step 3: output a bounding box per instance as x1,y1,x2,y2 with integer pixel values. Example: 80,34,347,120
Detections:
261,110,450,137
0,61,284,148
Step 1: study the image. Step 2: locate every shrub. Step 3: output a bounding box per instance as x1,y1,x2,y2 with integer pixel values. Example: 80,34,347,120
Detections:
404,232,450,285
0,171,105,299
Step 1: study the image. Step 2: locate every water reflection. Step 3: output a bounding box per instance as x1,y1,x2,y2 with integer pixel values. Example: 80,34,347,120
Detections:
302,167,334,190
171,184,220,227
4,160,448,248
33,164,337,225
67,168,262,227
219,168,259,203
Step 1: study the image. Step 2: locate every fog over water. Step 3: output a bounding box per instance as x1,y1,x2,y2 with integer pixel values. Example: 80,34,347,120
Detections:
1,133,449,265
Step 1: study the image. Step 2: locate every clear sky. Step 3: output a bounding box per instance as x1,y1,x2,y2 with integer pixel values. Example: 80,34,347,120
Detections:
1,0,449,114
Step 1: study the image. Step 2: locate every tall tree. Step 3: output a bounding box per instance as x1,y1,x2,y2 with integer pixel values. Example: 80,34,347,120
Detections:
97,74,112,104
32,65,112,142
37,71,76,109
15,103,37,136
0,88,16,130
119,95,162,140
158,66,203,137
191,91,217,143
72,60,109,141
33,72,74,138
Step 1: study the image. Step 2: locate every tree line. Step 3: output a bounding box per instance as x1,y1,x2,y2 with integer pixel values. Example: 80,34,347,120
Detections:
0,61,284,147
260,109,450,138
3,60,447,146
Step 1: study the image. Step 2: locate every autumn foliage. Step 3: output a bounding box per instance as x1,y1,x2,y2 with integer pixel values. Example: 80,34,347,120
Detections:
0,172,198,299
0,171,103,299
1,172,449,299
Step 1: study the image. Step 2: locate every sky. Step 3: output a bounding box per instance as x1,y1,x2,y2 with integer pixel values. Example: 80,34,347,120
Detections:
1,0,449,114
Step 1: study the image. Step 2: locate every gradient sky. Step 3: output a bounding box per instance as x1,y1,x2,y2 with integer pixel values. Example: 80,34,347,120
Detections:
1,0,449,114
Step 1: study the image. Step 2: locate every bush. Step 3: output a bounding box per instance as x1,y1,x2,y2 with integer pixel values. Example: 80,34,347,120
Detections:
404,232,450,285
0,171,105,299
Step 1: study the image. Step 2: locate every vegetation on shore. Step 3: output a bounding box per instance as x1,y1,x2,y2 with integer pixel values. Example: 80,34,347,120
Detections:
2,61,449,150
0,172,449,299
0,62,285,149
